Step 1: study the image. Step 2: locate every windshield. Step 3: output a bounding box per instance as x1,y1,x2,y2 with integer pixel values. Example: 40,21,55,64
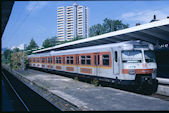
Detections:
144,50,155,63
122,50,142,63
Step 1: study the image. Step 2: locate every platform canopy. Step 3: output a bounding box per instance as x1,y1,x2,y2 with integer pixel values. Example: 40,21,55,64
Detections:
34,19,169,54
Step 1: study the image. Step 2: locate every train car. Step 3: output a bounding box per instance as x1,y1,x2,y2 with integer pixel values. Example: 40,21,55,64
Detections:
28,40,158,93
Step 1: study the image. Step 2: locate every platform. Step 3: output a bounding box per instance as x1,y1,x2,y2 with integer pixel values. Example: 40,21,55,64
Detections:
2,66,169,111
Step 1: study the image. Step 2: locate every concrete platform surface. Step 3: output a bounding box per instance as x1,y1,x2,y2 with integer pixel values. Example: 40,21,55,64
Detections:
157,77,169,85
6,69,169,110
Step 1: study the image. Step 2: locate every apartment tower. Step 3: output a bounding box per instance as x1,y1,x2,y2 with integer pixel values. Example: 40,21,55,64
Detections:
57,3,88,41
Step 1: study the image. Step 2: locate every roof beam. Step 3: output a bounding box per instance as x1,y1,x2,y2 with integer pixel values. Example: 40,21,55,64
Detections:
126,33,157,44
105,37,123,43
113,35,130,41
140,29,169,42
157,26,169,33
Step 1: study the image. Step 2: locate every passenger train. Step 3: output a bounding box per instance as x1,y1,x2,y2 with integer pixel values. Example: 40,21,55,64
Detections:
28,40,158,94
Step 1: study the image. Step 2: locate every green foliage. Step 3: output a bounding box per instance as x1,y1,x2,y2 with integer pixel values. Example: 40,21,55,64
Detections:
91,79,99,86
43,38,51,48
89,24,104,36
42,36,57,48
11,51,28,70
3,49,11,60
89,18,129,37
26,38,39,50
57,35,84,45
74,76,79,81
13,47,20,53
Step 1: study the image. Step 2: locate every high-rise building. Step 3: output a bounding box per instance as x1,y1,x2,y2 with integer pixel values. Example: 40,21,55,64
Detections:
57,3,88,41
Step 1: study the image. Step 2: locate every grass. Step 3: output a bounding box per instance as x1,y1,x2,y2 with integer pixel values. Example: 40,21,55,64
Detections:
91,79,99,86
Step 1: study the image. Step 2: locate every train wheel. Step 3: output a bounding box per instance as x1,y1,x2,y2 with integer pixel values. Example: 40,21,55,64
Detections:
152,79,158,93
139,82,153,95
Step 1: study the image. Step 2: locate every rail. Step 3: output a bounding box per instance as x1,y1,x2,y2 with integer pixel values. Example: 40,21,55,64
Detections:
2,71,30,111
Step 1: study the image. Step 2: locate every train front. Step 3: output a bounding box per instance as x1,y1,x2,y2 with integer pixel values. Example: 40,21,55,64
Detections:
121,41,158,94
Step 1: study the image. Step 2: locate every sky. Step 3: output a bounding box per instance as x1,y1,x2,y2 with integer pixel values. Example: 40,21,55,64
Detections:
2,1,169,49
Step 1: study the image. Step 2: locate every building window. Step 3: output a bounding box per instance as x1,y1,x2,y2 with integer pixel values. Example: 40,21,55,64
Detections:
70,56,73,64
86,56,91,65
81,56,85,65
103,55,109,66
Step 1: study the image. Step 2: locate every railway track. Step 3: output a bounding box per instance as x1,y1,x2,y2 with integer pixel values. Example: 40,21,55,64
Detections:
151,93,169,101
1,69,61,111
2,71,30,111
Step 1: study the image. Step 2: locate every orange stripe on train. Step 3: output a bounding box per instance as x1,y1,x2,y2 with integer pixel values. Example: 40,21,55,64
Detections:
122,69,153,74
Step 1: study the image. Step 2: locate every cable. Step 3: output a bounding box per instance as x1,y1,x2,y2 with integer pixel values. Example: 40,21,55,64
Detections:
7,2,39,43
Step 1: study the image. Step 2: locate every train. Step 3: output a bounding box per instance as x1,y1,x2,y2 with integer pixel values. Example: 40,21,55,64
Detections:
28,40,158,94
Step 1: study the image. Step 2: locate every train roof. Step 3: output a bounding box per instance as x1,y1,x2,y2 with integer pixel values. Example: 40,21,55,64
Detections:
33,18,169,54
28,40,152,57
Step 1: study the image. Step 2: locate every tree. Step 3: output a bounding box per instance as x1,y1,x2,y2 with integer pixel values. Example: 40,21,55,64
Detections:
26,38,39,50
49,36,58,46
13,47,20,53
42,38,51,48
3,49,11,60
89,18,129,37
42,36,58,48
89,24,104,37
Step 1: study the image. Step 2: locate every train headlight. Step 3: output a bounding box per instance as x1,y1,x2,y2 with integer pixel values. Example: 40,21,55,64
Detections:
128,69,135,75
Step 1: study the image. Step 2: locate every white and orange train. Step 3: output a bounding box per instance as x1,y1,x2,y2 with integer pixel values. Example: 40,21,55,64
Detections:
28,40,158,93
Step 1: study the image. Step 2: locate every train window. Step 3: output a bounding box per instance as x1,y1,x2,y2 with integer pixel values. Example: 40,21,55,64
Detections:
33,58,35,62
103,55,109,66
115,51,118,62
50,57,53,63
76,56,79,64
86,56,91,65
56,57,59,64
67,56,70,64
122,50,142,63
81,56,85,65
48,57,52,63
42,58,45,63
59,57,61,64
70,56,73,64
37,58,39,62
48,58,50,63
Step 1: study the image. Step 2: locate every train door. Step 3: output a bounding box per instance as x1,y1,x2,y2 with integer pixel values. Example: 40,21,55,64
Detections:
75,55,79,73
113,50,120,75
63,55,65,71
94,53,100,76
